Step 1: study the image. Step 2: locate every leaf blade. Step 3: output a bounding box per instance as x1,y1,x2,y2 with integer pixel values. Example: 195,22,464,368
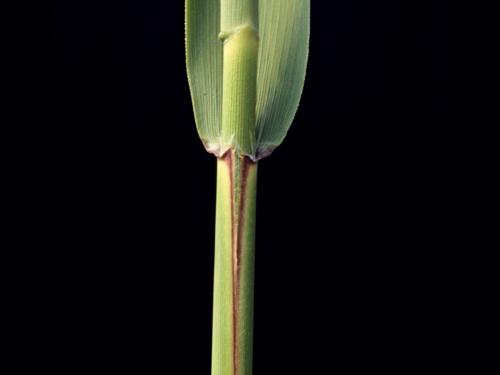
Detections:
185,0,223,154
186,0,310,159
256,1,310,157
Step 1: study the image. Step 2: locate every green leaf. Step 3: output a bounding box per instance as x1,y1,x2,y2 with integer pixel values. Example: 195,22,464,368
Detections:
185,0,223,154
185,0,310,159
255,1,310,158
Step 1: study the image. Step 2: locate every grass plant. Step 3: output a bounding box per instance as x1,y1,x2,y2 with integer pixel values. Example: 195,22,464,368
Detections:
185,1,310,374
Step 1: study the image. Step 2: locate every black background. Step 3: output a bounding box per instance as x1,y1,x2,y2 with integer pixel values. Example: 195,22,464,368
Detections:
50,1,448,374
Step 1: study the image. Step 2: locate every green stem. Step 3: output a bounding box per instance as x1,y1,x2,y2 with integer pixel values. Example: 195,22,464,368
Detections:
213,2,259,374
219,5,259,156
212,150,257,375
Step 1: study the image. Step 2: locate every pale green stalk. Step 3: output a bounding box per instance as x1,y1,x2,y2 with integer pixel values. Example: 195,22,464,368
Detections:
211,2,259,374
212,151,257,375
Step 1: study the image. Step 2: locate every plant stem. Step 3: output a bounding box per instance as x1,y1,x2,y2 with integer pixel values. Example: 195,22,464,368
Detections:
212,2,259,374
212,150,257,375
219,3,259,156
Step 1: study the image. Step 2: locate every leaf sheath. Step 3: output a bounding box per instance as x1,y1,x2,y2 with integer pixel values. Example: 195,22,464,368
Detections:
212,150,257,375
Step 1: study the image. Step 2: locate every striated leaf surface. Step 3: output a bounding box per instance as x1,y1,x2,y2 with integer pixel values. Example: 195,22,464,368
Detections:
255,0,310,158
186,0,310,159
185,0,222,154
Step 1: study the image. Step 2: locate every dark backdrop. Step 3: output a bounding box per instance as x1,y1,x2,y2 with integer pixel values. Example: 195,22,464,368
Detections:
50,1,448,374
